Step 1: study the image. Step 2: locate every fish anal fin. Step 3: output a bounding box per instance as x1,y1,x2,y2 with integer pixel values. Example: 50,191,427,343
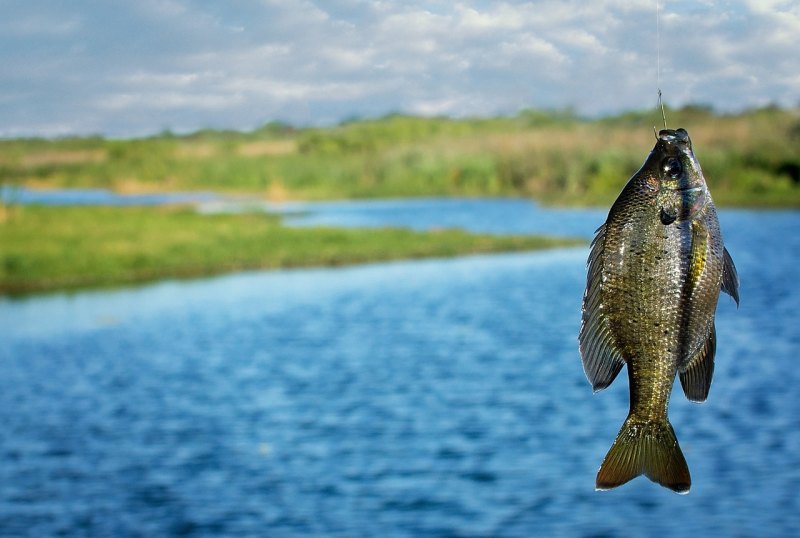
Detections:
596,417,691,494
721,247,740,306
679,325,716,402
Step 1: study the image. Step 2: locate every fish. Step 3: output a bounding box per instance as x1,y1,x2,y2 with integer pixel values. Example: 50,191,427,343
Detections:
579,128,739,494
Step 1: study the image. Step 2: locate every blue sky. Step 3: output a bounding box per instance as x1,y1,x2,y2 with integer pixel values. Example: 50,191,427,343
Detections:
1,0,797,137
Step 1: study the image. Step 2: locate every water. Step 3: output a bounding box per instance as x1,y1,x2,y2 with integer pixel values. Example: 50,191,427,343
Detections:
0,186,219,207
1,197,799,536
205,196,610,239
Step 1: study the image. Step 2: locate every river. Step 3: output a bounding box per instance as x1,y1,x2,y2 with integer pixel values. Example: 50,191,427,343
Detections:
1,195,798,536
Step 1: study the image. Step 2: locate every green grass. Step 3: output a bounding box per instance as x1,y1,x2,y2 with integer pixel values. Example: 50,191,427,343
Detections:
0,205,583,295
2,105,798,207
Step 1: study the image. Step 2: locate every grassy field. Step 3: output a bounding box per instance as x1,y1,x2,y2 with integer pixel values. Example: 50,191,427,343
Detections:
1,105,798,208
0,205,582,295
0,106,796,294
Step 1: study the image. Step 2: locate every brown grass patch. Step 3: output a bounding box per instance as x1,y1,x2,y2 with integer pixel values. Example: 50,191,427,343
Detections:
21,149,106,168
175,142,218,159
238,140,297,157
112,177,177,194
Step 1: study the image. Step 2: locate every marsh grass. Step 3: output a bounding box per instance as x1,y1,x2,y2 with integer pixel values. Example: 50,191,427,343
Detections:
2,106,798,207
0,205,582,295
3,107,793,294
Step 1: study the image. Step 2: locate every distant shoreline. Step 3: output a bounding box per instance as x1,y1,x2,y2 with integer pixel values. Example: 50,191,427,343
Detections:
1,107,798,209
4,184,797,212
0,205,584,296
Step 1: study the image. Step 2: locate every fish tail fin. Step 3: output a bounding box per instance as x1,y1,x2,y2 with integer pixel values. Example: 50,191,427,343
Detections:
596,415,691,494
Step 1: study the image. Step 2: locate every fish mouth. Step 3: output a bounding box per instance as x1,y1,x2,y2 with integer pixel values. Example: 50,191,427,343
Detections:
658,128,689,143
657,128,693,157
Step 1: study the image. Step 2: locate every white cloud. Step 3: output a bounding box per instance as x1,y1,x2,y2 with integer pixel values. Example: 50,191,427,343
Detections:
123,71,206,87
455,4,527,34
409,97,461,116
99,92,240,111
498,34,569,66
0,0,798,137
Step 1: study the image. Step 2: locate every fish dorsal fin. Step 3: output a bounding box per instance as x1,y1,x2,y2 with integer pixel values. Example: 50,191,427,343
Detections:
679,325,716,402
721,247,740,306
579,224,625,391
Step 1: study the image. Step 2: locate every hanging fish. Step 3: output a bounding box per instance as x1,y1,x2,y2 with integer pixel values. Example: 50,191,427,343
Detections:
579,128,739,493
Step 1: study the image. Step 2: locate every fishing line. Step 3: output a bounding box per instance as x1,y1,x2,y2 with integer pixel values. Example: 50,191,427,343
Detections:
655,0,667,130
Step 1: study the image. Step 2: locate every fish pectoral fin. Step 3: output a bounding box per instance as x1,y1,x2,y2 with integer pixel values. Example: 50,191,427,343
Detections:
721,247,740,306
679,325,716,402
596,416,690,494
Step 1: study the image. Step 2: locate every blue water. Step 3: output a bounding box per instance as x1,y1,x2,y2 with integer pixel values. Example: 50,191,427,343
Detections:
1,197,799,536
208,196,610,239
0,186,218,207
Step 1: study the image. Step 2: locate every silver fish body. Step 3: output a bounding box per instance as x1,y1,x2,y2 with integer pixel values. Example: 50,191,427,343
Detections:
579,128,739,493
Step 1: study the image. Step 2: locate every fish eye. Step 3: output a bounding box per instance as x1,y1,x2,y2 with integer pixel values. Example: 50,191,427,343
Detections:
663,157,682,179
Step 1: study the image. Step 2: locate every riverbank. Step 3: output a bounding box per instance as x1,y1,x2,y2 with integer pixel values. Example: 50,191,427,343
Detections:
0,205,583,295
1,106,798,208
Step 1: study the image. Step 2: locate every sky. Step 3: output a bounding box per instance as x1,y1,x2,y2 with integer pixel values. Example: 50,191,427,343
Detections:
1,0,798,138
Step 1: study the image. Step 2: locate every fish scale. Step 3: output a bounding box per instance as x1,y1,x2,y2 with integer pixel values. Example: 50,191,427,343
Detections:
579,128,739,493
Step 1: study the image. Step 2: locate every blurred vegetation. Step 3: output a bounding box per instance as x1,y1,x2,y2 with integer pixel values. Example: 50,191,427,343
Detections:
3,105,794,294
1,105,798,209
0,205,582,295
